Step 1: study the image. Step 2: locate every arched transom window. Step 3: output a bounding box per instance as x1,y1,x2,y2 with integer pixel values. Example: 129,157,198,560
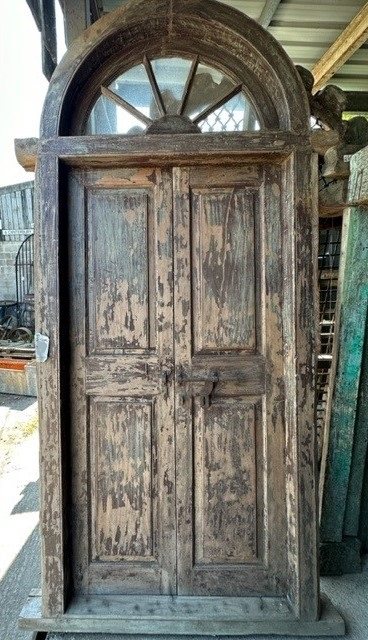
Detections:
85,56,261,135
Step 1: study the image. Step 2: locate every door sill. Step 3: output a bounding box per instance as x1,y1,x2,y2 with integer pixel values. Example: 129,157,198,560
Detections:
20,592,344,636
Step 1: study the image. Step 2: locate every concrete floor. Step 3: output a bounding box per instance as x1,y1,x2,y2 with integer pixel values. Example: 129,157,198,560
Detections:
0,394,40,640
0,394,367,640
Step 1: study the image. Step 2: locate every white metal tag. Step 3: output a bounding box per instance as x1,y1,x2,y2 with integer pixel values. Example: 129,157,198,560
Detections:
35,333,50,363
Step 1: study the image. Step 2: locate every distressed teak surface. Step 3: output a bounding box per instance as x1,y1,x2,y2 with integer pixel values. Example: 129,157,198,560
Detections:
67,162,288,599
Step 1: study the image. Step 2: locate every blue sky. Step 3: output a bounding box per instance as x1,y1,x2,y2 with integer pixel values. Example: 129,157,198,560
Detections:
0,2,65,188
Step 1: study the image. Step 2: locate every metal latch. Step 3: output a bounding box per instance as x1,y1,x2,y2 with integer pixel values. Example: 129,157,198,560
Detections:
177,366,219,407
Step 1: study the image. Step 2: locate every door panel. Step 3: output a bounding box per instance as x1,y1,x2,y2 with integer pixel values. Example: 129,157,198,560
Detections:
69,167,176,596
87,188,154,352
191,188,256,352
90,397,155,562
194,399,260,565
173,165,287,596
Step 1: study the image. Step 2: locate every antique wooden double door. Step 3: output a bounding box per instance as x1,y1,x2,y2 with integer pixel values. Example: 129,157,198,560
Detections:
68,160,286,599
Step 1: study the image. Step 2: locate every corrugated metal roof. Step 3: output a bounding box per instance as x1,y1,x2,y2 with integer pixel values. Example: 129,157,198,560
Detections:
99,0,368,92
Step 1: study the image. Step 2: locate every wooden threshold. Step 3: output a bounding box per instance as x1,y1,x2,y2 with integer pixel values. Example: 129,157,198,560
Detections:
20,593,344,636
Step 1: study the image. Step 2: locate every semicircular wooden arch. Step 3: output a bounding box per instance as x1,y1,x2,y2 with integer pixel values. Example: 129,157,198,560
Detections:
40,0,311,138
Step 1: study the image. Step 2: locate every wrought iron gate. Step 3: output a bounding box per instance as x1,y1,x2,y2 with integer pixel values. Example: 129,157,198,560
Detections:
15,233,35,329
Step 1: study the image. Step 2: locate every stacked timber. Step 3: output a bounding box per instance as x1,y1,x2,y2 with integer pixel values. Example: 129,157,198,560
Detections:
319,145,368,574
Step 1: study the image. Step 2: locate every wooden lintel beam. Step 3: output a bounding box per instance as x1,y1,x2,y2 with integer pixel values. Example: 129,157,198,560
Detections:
312,2,368,93
14,138,39,172
258,0,282,28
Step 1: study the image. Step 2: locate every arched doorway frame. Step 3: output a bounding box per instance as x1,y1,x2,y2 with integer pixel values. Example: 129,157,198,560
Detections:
32,0,328,633
41,0,310,137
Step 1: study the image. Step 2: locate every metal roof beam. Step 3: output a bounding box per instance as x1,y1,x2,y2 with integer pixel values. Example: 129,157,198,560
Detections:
312,2,368,92
258,0,282,29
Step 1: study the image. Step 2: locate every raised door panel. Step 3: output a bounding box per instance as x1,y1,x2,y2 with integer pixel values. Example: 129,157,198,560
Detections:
194,400,260,565
174,164,287,596
191,188,256,352
90,398,155,562
68,167,176,596
87,188,154,352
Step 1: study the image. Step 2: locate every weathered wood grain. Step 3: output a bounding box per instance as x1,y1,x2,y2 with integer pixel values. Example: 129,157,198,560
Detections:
359,449,368,552
34,145,322,625
87,188,151,352
35,154,69,616
283,151,319,620
19,594,345,636
191,187,256,351
344,318,368,537
90,398,154,561
261,163,289,595
194,401,259,564
294,151,319,620
173,163,289,598
40,132,309,168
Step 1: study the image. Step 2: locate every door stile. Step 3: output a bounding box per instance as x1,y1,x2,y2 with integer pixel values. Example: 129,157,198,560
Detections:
295,150,319,621
282,151,319,620
68,169,89,595
261,164,288,590
152,167,177,596
36,154,67,616
172,167,193,594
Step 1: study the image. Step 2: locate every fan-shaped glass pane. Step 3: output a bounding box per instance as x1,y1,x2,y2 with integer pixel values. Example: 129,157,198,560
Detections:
184,63,236,119
151,57,192,114
198,92,260,133
109,64,157,120
86,95,147,135
83,57,262,135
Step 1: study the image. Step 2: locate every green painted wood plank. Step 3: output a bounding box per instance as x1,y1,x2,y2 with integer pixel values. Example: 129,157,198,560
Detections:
344,315,368,535
320,145,368,543
320,537,362,576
